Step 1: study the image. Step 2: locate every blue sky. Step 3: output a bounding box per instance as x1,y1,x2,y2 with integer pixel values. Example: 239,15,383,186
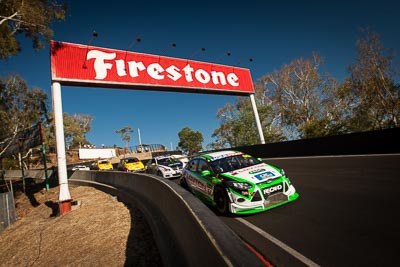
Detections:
1,0,399,150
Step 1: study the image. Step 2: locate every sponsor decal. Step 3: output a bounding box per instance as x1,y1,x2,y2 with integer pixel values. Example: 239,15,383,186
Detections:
249,168,266,174
263,184,283,195
50,41,254,95
87,50,240,86
187,175,207,192
228,164,265,176
255,171,277,181
209,151,243,161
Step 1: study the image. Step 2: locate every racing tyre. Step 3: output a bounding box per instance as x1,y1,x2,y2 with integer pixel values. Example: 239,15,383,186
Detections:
157,170,164,178
214,186,230,215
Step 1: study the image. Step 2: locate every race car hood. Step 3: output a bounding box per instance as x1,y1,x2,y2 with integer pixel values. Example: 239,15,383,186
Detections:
126,162,141,167
126,162,144,170
225,163,282,183
164,163,183,170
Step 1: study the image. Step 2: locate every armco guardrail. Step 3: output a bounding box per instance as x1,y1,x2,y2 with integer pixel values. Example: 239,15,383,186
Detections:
68,171,266,267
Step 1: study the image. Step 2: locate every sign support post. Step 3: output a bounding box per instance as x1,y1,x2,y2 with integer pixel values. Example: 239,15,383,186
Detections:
51,82,72,215
249,94,265,144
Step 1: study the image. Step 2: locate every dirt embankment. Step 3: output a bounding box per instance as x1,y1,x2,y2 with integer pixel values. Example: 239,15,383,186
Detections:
0,184,162,266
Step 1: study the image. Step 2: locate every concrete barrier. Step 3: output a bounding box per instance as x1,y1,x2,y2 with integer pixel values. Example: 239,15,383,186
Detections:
235,127,400,158
67,171,266,267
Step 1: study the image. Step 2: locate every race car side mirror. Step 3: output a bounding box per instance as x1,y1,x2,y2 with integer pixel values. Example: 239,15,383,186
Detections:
201,170,211,176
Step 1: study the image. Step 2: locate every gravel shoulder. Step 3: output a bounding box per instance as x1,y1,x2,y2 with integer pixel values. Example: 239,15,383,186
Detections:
0,183,162,266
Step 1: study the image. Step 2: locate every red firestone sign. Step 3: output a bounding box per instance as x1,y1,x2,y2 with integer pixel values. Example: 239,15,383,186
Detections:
50,41,254,95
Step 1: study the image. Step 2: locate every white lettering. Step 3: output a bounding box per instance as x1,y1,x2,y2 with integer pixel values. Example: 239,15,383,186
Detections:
166,65,182,81
147,63,164,80
87,50,116,79
227,73,239,86
183,64,194,82
127,61,145,77
85,50,241,87
115,59,126,76
195,69,211,84
264,184,283,194
211,71,227,85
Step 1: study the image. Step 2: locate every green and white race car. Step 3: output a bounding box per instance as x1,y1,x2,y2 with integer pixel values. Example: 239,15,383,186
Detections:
180,150,299,215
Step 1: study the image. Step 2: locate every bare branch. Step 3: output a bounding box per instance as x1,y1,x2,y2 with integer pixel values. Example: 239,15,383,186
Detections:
0,12,19,25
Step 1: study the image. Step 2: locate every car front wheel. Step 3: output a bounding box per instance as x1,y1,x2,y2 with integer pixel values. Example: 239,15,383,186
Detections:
214,186,229,215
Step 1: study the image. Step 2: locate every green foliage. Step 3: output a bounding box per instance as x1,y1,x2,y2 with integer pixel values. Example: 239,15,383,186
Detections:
210,28,400,145
0,23,20,58
0,0,68,59
115,126,134,150
209,97,285,150
177,127,203,155
63,113,94,149
341,29,400,131
0,75,49,139
0,75,95,155
259,53,347,139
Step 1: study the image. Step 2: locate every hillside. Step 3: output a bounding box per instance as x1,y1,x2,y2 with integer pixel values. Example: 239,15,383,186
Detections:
0,184,162,266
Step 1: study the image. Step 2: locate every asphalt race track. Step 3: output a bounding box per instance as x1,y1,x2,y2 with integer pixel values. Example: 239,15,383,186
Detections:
175,154,400,266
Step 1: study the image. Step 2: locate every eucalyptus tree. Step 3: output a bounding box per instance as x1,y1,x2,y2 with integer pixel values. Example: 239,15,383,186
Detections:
0,0,67,59
340,29,399,131
115,126,134,152
260,53,345,139
63,113,94,149
0,75,49,141
177,127,203,155
209,95,285,150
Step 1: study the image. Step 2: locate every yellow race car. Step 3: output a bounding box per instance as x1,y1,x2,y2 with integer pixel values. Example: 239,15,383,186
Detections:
117,157,145,172
91,159,114,171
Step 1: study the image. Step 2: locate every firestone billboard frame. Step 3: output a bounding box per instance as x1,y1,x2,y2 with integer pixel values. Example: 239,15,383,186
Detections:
50,41,265,210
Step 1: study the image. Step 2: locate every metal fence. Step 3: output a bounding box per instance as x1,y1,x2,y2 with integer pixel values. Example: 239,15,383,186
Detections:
0,192,16,233
128,144,167,153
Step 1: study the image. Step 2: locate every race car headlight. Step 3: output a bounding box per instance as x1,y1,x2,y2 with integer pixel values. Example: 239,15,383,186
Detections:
280,169,286,177
227,181,253,191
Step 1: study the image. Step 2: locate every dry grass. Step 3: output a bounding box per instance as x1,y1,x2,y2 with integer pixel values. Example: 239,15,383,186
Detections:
0,183,162,266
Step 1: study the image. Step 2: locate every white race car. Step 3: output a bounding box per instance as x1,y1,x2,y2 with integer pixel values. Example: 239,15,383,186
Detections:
145,155,184,178
72,165,90,171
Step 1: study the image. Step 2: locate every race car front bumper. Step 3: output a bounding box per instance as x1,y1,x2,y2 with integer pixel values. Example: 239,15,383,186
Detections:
228,184,299,215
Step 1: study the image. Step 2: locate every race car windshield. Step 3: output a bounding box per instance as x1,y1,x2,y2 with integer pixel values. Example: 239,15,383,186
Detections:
126,158,139,163
210,154,262,174
158,157,182,167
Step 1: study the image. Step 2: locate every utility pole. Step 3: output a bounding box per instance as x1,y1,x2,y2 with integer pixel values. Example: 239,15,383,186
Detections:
138,128,142,145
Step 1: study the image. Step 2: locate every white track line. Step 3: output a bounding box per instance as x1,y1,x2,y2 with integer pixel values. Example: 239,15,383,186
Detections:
236,218,320,267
